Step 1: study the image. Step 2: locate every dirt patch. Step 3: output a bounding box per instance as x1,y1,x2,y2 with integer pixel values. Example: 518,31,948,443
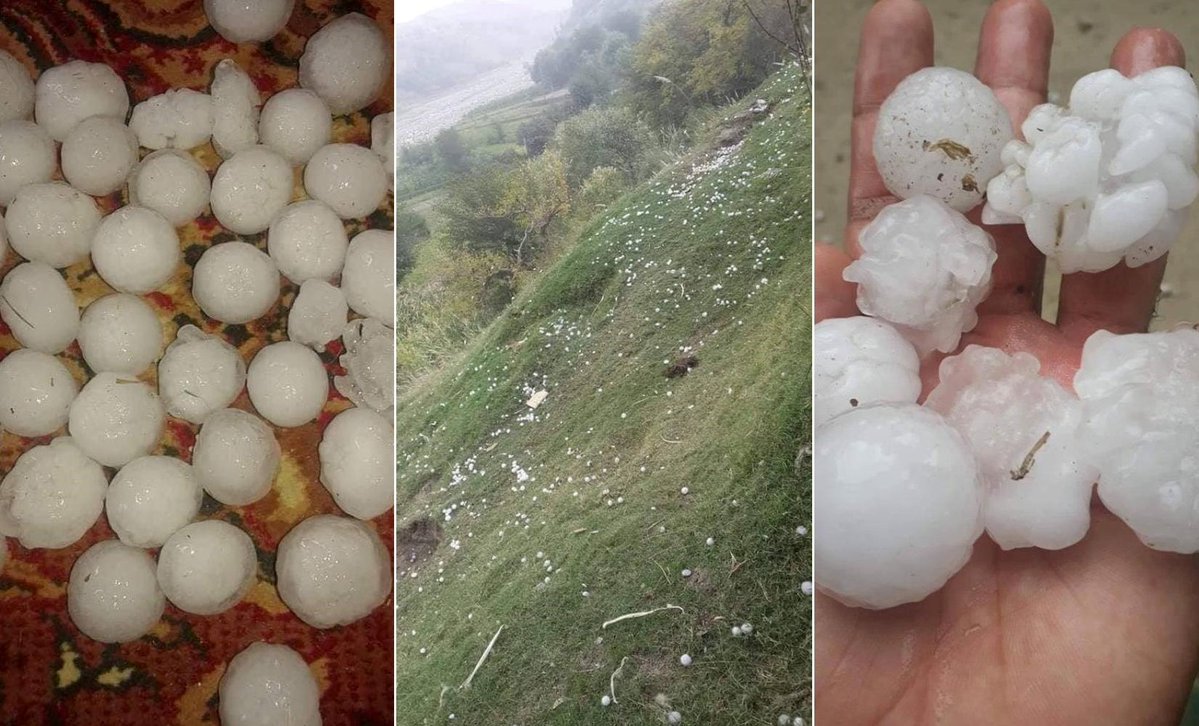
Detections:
397,517,444,576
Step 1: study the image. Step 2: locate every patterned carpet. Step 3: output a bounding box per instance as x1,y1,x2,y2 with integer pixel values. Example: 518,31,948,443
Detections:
0,2,393,724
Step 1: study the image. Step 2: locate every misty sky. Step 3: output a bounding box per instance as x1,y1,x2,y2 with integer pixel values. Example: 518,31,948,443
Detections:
398,0,570,24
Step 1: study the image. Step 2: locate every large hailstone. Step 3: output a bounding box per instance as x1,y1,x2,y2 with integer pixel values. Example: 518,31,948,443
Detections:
299,13,388,115
5,182,101,268
267,200,348,283
0,349,78,437
129,149,212,227
260,89,332,165
219,642,322,726
319,407,393,519
0,438,106,549
275,514,390,628
246,341,328,427
106,456,202,548
157,520,257,615
192,408,280,506
210,59,262,159
68,540,164,643
288,279,348,351
814,404,984,609
129,89,214,151
78,294,165,376
210,146,293,235
334,318,392,412
371,112,394,192
812,316,920,428
192,241,281,324
61,116,139,196
0,120,56,206
844,195,996,355
205,0,296,43
984,67,1199,273
35,61,130,142
341,229,394,321
0,50,34,123
0,262,80,354
926,346,1097,550
158,325,246,424
69,373,165,468
303,144,388,219
874,67,1013,212
91,205,182,293
1074,328,1199,552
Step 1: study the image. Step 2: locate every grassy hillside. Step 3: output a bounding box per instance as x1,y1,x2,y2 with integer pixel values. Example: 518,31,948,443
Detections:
395,65,812,725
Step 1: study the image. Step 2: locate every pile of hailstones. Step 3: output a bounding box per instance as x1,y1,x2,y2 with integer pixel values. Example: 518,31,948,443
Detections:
0,1,391,721
815,65,1199,610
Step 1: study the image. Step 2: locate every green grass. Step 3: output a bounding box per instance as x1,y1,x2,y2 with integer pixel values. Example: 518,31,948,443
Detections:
396,65,812,725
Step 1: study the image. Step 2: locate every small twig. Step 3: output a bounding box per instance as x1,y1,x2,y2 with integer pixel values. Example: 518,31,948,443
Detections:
660,434,683,444
1010,431,1051,481
1,296,34,329
609,656,629,704
460,625,504,690
602,604,685,630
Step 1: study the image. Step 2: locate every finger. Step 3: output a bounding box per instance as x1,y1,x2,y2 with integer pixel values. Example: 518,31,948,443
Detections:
814,244,860,321
845,0,934,257
1056,28,1186,341
973,0,1054,316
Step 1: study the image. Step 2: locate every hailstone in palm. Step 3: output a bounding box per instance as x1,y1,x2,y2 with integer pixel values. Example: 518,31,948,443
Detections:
813,316,921,427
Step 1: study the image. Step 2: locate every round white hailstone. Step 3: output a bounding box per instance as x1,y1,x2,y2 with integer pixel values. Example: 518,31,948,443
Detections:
741,623,753,635
926,345,1097,550
0,349,78,437
679,654,692,666
319,407,393,519
601,695,612,707
192,408,280,506
333,318,391,412
275,514,391,628
303,144,387,219
801,581,814,596
267,200,347,282
984,67,1199,273
813,316,922,428
78,294,164,376
247,341,328,427
299,13,388,115
61,116,139,196
1074,328,1199,552
874,67,1012,212
259,89,332,165
69,373,165,468
778,717,792,726
0,438,105,549
0,119,55,206
814,404,984,608
705,537,714,546
157,520,257,615
219,642,322,726
341,229,394,320
210,59,261,159
5,182,101,268
288,279,348,351
68,540,164,643
192,241,280,323
205,0,296,43
371,112,393,192
843,195,996,356
158,325,246,424
731,626,742,637
668,712,682,724
128,149,212,227
91,206,182,294
129,89,214,150
211,146,292,234
106,456,202,548
0,262,80,354
0,50,33,123
35,61,130,142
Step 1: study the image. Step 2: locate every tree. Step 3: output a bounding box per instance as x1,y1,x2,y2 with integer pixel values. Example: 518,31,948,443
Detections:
434,128,469,172
552,106,656,186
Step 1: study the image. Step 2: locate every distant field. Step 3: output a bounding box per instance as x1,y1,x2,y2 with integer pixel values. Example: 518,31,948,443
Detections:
397,61,539,148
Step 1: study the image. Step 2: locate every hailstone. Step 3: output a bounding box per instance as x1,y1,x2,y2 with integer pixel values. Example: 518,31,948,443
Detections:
812,316,921,427
259,89,332,165
341,229,394,321
0,50,33,123
35,61,130,142
78,294,165,376
157,519,257,615
210,59,261,159
129,89,214,150
0,438,106,549
192,408,280,506
246,341,328,427
0,119,56,206
61,116,139,196
157,325,246,424
106,456,202,548
288,279,348,351
210,146,293,235
205,0,296,43
0,349,78,437
303,143,388,219
219,642,322,726
69,373,165,468
90,205,182,293
371,112,394,192
0,262,80,354
192,241,280,324
319,407,393,520
267,200,348,283
333,318,392,413
299,13,388,115
5,182,101,268
275,514,391,628
128,149,212,227
68,540,164,643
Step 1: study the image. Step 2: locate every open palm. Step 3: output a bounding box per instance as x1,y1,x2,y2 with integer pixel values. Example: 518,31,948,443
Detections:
815,1,1199,723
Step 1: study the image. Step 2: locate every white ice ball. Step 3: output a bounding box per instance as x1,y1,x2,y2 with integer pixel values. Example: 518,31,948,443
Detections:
157,519,257,615
157,325,246,424
259,89,331,165
319,407,392,520
68,540,164,643
874,67,1012,212
371,112,393,190
814,404,983,608
5,182,100,268
247,341,328,427
275,514,390,628
69,373,165,468
192,241,280,323
299,13,388,115
0,349,78,437
0,50,34,123
35,60,130,142
341,229,394,321
0,119,55,206
267,200,347,283
288,279,348,351
106,456,202,548
0,438,105,549
205,0,296,43
128,149,211,227
0,262,80,354
813,316,921,428
210,59,262,159
303,143,388,219
129,89,214,151
61,116,139,196
219,642,322,726
211,146,293,234
91,205,182,293
78,294,165,376
192,408,280,506
333,318,392,413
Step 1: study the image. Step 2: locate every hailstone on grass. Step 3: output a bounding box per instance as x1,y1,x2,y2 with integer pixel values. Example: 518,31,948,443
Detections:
0,349,77,437
210,59,261,159
984,67,1199,272
158,325,246,424
192,408,280,506
68,540,164,643
303,143,388,219
130,89,214,150
926,346,1097,550
0,50,33,123
813,316,921,427
205,0,296,43
267,200,348,283
128,149,212,227
106,456,202,548
341,229,395,321
157,519,257,615
844,195,996,355
35,60,130,142
0,262,80,355
319,406,393,520
192,241,280,324
334,317,392,413
61,116,139,196
246,341,328,427
6,182,100,268
259,89,332,165
814,404,984,608
288,279,348,351
78,294,165,376
219,642,322,726
91,205,182,293
0,438,106,549
0,120,56,206
874,67,1013,212
299,13,388,115
210,146,293,235
275,514,391,628
69,373,165,468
